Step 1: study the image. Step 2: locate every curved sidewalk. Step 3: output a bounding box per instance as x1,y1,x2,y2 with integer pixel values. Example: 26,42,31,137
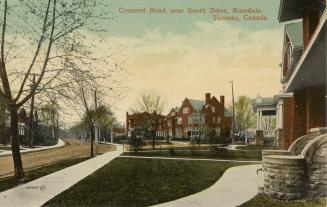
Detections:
152,164,263,207
0,139,65,157
0,145,123,207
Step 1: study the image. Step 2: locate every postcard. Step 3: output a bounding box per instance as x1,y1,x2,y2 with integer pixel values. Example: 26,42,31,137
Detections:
0,0,326,206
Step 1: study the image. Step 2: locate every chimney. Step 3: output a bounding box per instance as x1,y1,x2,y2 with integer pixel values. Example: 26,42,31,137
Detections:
220,96,225,107
205,93,211,104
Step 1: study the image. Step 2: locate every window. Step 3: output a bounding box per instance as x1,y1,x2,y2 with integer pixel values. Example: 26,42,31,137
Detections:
183,107,189,114
217,117,221,124
286,43,293,67
18,123,25,135
211,106,215,113
5,116,10,127
213,117,216,123
190,114,204,124
171,112,175,116
177,117,182,124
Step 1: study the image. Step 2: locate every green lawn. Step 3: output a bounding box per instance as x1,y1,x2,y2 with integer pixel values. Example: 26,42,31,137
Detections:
240,194,327,207
45,157,247,207
124,146,262,161
0,156,90,193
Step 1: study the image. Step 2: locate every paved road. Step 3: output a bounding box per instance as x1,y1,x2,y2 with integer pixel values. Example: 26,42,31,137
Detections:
0,145,123,207
152,164,263,207
0,139,115,178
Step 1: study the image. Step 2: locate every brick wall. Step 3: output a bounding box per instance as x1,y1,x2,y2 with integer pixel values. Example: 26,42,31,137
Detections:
282,86,326,149
306,86,326,132
293,89,307,142
283,97,294,149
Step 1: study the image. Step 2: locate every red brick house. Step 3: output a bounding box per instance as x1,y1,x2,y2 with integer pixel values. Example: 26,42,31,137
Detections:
166,107,179,137
125,111,166,138
275,0,326,149
166,93,232,139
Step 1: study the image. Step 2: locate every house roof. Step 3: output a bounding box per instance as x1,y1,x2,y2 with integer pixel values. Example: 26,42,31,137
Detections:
173,107,180,112
285,11,327,92
278,0,305,22
285,22,303,48
253,97,277,105
188,99,205,111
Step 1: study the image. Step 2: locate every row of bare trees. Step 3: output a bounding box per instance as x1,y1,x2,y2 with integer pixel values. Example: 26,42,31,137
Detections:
0,0,124,181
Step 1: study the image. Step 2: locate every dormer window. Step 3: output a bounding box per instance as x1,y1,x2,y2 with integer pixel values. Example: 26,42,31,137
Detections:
283,41,292,77
286,43,293,67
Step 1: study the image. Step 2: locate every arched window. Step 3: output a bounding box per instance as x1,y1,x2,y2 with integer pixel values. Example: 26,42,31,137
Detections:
283,42,293,77
286,43,293,67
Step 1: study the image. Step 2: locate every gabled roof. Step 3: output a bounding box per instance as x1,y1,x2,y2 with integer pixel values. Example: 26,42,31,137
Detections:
285,22,303,48
167,107,180,116
188,99,205,111
173,107,180,112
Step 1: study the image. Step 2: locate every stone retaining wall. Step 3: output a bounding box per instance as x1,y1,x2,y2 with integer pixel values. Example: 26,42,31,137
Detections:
263,129,327,200
263,156,306,199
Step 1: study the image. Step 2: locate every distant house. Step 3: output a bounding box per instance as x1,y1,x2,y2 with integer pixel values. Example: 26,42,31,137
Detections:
0,108,28,145
125,111,166,138
252,96,278,145
166,107,179,137
166,93,232,139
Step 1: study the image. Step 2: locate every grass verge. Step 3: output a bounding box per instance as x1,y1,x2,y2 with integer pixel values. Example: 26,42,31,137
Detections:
0,156,90,193
240,193,327,207
45,157,247,207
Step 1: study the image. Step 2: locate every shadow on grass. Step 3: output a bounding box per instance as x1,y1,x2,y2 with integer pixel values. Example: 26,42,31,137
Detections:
239,193,327,207
45,157,249,207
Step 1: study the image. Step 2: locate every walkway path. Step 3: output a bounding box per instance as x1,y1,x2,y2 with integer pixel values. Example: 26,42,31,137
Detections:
120,155,261,164
0,139,65,157
152,164,263,207
0,145,123,207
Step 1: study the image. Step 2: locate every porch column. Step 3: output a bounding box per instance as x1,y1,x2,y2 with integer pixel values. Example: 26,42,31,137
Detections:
257,110,263,130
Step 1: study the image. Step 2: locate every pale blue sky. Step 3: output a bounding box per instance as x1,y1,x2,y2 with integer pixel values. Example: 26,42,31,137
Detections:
97,0,288,122
107,0,282,37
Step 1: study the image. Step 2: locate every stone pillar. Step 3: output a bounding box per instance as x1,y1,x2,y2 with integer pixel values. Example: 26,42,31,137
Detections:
256,130,264,146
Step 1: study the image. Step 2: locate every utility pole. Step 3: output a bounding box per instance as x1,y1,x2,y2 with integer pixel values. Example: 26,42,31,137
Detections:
230,81,235,144
28,74,36,148
94,89,99,143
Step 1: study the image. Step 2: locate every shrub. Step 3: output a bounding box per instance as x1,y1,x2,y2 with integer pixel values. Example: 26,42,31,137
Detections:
168,149,175,156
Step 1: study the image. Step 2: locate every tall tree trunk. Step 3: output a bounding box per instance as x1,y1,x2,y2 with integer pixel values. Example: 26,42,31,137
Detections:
152,130,155,149
90,124,94,157
10,105,25,180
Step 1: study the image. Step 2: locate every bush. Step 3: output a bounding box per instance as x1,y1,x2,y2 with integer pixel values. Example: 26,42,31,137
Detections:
214,148,229,158
168,149,175,156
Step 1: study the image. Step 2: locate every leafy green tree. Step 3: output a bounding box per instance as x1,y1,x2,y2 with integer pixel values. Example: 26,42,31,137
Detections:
231,96,256,138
